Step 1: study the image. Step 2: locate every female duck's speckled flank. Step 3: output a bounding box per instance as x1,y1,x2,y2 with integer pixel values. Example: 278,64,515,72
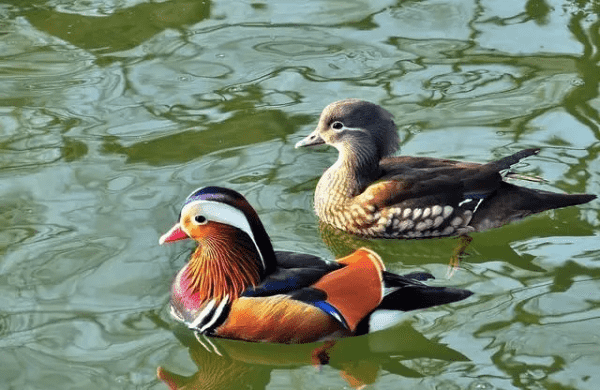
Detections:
159,186,472,344
296,99,596,238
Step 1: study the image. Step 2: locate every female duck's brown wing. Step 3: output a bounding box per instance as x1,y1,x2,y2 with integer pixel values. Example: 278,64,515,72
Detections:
373,149,540,206
363,162,499,210
369,148,594,231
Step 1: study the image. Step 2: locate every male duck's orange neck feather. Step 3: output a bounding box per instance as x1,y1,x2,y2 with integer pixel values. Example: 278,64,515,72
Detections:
183,225,262,302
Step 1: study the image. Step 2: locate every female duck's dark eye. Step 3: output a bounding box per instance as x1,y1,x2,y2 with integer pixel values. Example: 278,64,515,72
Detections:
194,215,207,224
331,121,344,130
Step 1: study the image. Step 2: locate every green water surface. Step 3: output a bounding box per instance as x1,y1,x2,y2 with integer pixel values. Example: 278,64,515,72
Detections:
1,0,599,389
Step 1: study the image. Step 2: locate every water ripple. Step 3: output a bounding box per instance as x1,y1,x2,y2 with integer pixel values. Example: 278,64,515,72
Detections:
254,40,339,57
0,1,599,389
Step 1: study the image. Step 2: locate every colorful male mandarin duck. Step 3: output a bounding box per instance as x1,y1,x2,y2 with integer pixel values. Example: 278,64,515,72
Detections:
295,99,596,238
159,186,472,344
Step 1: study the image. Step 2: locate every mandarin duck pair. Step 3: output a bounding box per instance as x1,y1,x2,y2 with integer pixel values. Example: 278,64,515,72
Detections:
160,99,595,345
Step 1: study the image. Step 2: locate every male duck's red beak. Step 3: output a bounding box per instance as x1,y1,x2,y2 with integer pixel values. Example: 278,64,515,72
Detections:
159,223,189,245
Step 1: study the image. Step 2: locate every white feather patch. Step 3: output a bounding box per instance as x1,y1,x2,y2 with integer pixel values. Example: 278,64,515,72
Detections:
200,295,230,333
368,309,408,333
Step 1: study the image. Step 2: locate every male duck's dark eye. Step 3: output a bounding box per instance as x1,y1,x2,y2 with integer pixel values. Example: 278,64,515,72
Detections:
331,121,344,130
194,215,208,225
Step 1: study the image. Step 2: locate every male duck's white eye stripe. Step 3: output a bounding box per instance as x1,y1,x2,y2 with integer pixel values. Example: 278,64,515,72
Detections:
181,200,266,271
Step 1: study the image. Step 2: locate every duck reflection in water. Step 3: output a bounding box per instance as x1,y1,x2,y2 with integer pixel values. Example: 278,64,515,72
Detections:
157,322,469,389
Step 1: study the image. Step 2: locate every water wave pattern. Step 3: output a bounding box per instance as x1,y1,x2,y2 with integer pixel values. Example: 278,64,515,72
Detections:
0,0,599,389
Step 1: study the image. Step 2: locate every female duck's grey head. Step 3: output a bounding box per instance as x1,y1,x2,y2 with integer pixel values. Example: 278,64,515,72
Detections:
296,99,400,159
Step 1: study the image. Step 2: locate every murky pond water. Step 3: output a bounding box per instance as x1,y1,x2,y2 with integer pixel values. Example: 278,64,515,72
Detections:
1,0,599,389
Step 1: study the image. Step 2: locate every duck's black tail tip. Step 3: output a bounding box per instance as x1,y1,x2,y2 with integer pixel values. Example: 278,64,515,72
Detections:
379,286,473,312
520,188,596,212
470,182,596,231
561,193,597,207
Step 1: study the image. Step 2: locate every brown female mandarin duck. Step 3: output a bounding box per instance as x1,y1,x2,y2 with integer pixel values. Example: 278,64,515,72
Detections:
159,186,472,344
295,99,596,238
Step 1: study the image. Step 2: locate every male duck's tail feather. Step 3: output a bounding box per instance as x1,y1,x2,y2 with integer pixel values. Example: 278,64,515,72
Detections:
382,271,433,287
355,280,472,335
378,286,473,312
381,271,472,311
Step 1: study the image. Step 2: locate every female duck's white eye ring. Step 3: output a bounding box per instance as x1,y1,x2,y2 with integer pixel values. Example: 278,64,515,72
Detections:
194,215,208,225
331,121,344,130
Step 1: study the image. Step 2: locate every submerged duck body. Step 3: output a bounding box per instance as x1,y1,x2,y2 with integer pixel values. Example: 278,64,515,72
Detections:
295,99,596,238
160,186,472,344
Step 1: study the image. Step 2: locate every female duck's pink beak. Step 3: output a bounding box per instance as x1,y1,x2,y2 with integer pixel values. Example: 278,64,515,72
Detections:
159,223,189,245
